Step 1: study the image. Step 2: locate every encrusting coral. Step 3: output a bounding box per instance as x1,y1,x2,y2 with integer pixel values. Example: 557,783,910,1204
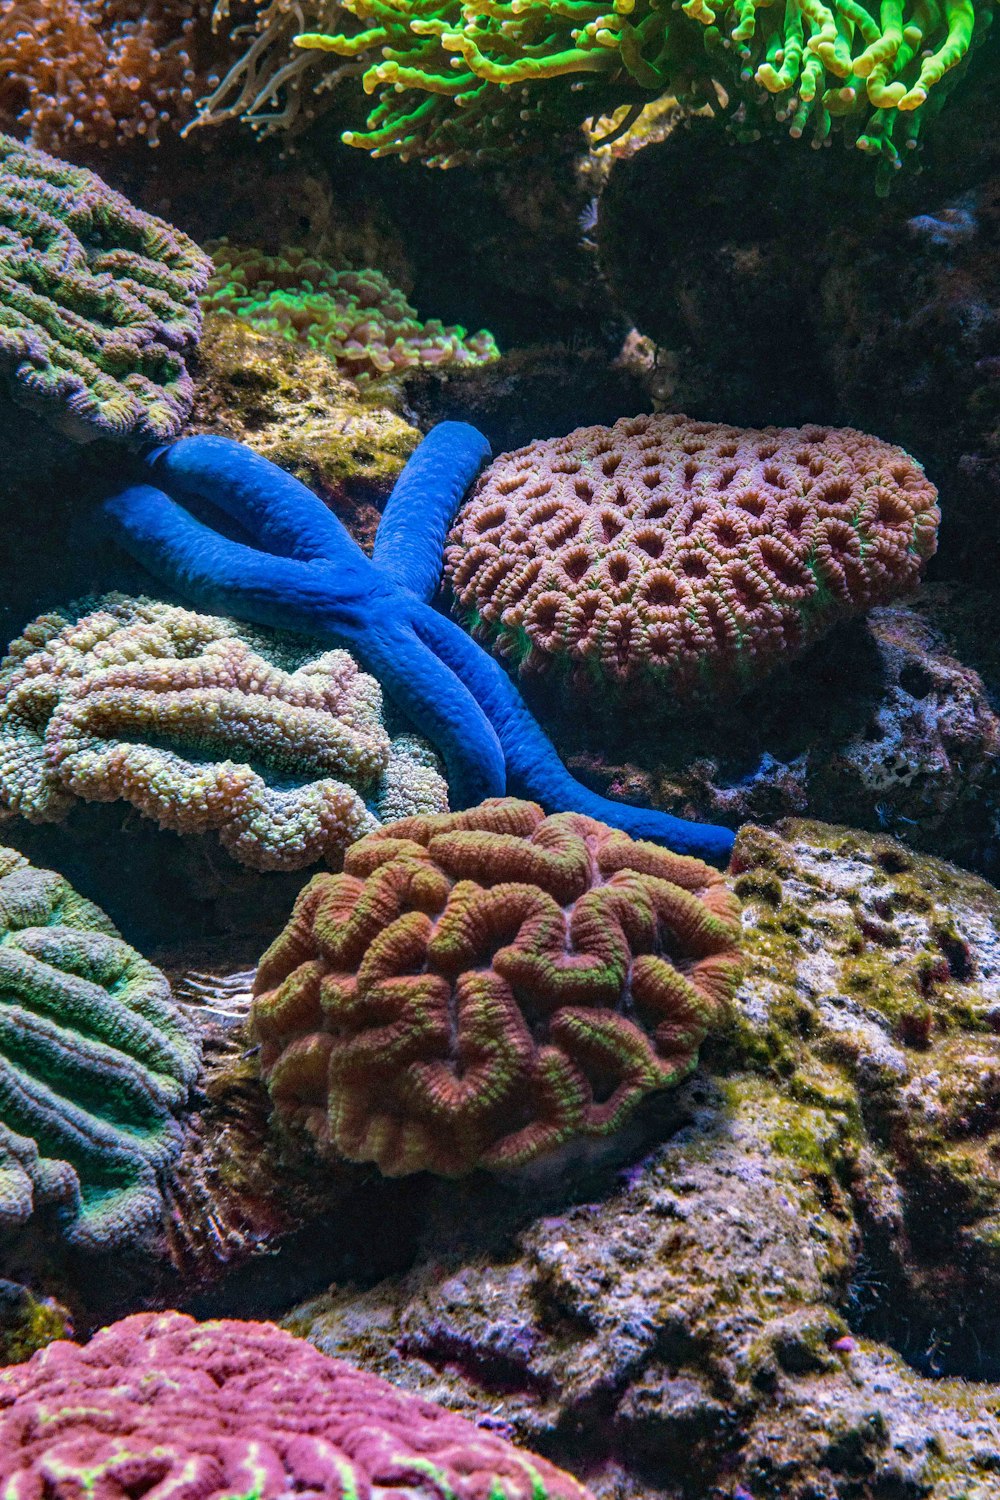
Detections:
0,596,450,873
0,0,214,152
446,413,939,702
204,241,499,383
251,797,742,1176
103,426,736,861
0,133,210,443
203,0,995,180
0,1309,595,1500
0,844,200,1251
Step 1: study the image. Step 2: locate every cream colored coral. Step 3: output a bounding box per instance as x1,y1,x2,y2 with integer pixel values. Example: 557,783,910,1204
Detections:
0,596,448,872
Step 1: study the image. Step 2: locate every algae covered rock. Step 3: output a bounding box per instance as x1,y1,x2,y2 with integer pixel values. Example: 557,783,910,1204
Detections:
0,844,200,1251
284,819,1000,1499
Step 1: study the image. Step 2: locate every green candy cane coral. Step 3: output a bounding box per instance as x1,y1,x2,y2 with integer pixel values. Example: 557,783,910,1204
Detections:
202,0,992,183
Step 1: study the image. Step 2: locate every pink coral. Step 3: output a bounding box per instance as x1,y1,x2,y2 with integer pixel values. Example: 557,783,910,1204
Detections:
0,1310,594,1500
445,413,940,700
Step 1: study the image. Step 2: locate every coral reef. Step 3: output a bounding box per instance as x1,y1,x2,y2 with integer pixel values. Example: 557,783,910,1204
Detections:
286,819,1000,1497
0,843,200,1251
0,1281,71,1367
103,427,736,860
283,0,993,178
0,1309,594,1500
0,133,209,443
251,797,742,1176
0,595,449,873
446,412,938,703
204,242,499,383
0,0,216,151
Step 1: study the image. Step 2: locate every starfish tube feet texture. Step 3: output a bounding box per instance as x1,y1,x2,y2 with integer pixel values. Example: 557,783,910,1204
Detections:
104,425,736,863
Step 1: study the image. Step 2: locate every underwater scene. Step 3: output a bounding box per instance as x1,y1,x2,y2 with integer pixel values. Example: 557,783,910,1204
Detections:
0,1,999,1494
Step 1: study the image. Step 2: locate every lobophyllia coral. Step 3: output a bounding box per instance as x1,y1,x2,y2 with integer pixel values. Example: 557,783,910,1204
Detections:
0,596,449,873
0,134,209,443
0,844,200,1250
0,1309,595,1500
0,0,215,152
445,412,940,703
251,797,742,1177
204,242,499,383
228,0,996,180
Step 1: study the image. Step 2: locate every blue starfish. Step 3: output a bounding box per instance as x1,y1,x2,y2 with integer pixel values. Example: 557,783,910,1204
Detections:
104,423,735,863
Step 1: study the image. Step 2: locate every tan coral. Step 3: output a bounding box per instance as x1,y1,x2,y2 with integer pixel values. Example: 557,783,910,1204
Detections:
446,413,940,701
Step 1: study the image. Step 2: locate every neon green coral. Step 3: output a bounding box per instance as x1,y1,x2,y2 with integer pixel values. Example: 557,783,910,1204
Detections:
288,0,994,179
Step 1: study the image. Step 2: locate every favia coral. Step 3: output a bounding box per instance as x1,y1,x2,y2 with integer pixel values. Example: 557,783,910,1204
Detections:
0,844,200,1250
0,596,449,873
0,0,213,152
446,413,939,704
204,242,499,384
282,0,994,180
251,797,742,1177
0,1310,594,1500
0,134,210,443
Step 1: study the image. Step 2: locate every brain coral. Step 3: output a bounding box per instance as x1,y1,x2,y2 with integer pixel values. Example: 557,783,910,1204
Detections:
0,133,209,443
0,845,200,1250
446,413,940,702
251,797,742,1177
0,596,449,873
0,1310,594,1500
204,242,499,383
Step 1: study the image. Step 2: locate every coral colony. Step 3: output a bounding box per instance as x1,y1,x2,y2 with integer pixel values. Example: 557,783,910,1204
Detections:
0,9,999,1498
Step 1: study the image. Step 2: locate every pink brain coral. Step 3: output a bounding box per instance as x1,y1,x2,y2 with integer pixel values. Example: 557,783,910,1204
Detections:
445,413,940,699
0,1310,593,1500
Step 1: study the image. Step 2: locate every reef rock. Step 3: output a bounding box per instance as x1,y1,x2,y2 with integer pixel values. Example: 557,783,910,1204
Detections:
286,819,1000,1499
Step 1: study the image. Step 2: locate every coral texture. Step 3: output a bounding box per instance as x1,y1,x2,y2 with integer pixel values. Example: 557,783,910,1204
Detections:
0,596,449,873
0,134,209,442
0,0,213,151
281,0,993,177
204,242,499,383
103,427,736,862
0,1310,594,1500
0,844,200,1250
287,818,1000,1498
446,413,939,700
251,797,742,1176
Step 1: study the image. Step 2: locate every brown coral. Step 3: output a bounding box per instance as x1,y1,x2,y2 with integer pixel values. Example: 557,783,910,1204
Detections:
0,0,216,152
251,797,742,1177
445,413,940,700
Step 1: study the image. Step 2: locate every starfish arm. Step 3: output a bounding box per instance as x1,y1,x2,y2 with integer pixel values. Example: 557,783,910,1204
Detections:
371,422,492,602
148,435,367,566
104,484,353,636
414,607,736,864
356,614,507,808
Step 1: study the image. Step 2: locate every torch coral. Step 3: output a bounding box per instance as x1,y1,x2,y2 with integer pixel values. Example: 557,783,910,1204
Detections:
0,133,209,442
0,596,449,873
0,845,200,1250
0,1310,595,1500
445,413,939,703
0,0,213,152
251,797,742,1177
284,0,994,180
204,242,499,383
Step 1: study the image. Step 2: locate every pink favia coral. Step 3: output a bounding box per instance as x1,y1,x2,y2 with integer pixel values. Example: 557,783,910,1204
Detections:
251,797,742,1177
0,1309,594,1499
446,413,940,701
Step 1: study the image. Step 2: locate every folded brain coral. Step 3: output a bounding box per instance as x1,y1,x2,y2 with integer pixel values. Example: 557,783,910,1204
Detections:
446,413,940,702
0,845,200,1250
204,242,499,383
0,596,449,873
0,133,209,443
251,797,742,1176
0,1309,595,1500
